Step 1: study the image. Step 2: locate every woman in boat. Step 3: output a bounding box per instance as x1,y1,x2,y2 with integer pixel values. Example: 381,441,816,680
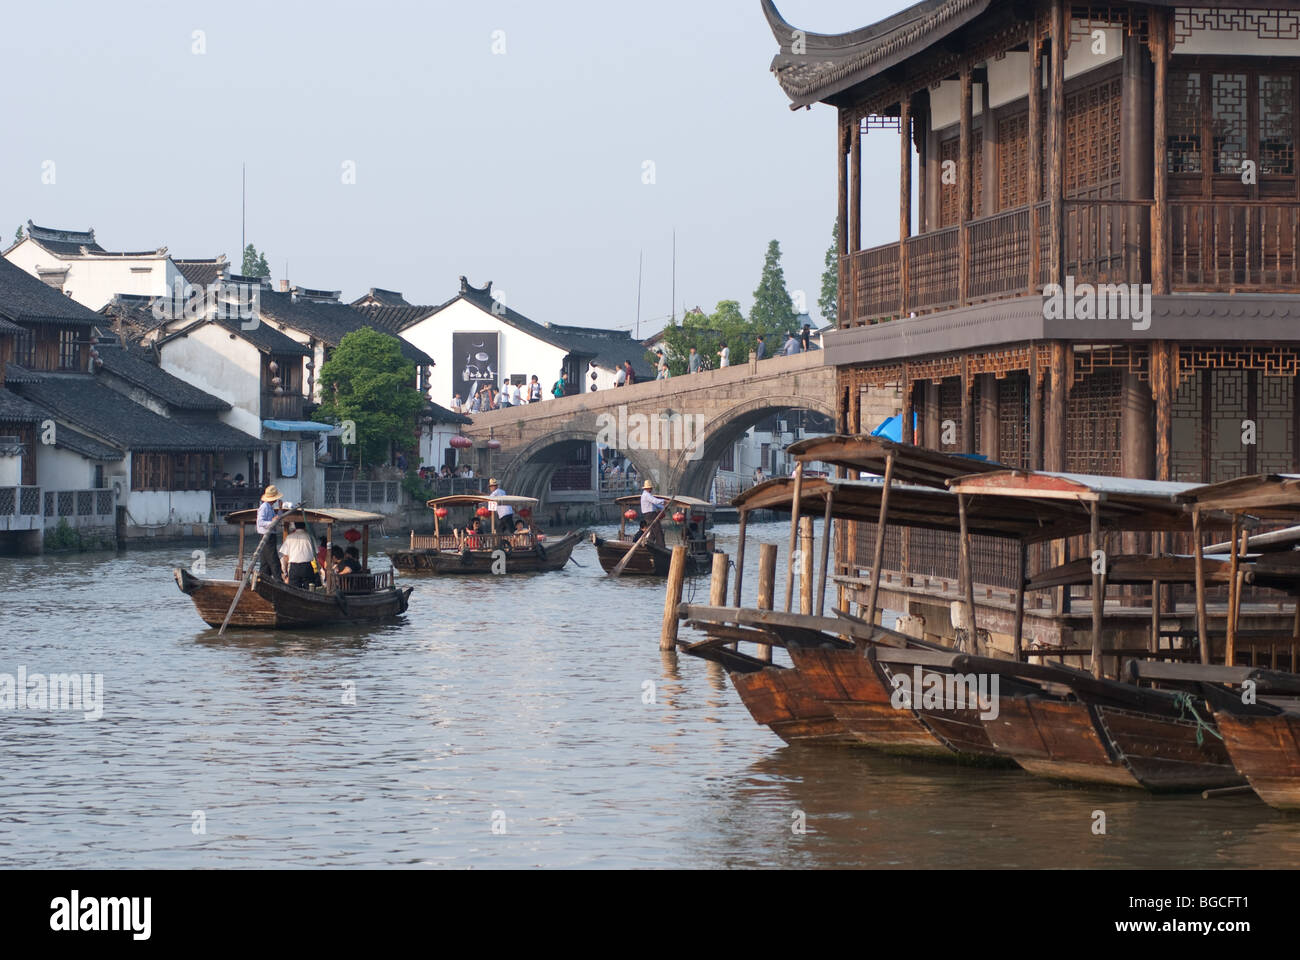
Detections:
464,517,484,550
330,545,354,578
509,516,532,548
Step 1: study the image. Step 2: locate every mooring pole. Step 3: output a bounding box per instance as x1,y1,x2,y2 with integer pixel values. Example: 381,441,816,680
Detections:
660,544,688,651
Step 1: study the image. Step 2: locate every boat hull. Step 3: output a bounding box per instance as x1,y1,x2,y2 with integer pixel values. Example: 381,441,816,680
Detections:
592,535,714,576
175,568,412,628
729,666,860,746
389,532,580,574
1212,710,1300,809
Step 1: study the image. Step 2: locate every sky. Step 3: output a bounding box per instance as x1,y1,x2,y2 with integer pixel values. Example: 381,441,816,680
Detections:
0,0,908,336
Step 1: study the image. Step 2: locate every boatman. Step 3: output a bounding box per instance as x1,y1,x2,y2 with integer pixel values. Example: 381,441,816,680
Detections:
256,485,282,576
487,477,514,530
640,479,667,547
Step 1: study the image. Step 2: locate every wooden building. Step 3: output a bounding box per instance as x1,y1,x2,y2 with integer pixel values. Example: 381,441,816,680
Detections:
762,0,1300,654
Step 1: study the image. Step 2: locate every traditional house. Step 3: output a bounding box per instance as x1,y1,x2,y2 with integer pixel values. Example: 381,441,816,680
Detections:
3,222,227,312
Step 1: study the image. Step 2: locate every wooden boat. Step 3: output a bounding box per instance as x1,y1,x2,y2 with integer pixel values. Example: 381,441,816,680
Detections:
592,494,717,576
388,494,580,574
174,507,412,628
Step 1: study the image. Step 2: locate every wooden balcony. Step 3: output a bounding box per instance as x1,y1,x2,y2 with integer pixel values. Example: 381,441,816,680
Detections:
261,391,305,421
840,199,1300,328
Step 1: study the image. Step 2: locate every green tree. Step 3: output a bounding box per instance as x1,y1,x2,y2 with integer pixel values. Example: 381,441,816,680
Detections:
749,239,797,342
657,300,749,376
242,243,270,277
314,328,425,466
818,218,839,326
12,225,23,247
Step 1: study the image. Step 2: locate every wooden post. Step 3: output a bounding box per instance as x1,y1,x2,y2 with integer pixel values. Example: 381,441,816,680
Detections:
899,95,912,318
850,117,862,257
1151,6,1170,295
959,62,973,303
816,490,834,617
961,359,975,455
757,543,777,658
799,516,815,616
1048,0,1066,287
865,453,896,627
710,551,732,651
1045,342,1069,472
1029,347,1043,470
958,493,978,653
362,524,369,569
732,509,748,608
1089,501,1104,678
1151,341,1172,481
660,544,688,651
1028,24,1043,291
901,368,914,444
784,462,805,611
235,522,246,579
1150,579,1161,653
838,116,849,324
1012,540,1027,662
1226,515,1241,666
1193,507,1210,664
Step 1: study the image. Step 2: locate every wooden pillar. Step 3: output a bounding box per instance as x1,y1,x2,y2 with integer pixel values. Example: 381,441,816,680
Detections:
917,103,929,233
1012,540,1027,662
961,361,975,455
899,96,912,319
732,509,748,607
1048,0,1066,286
1151,341,1172,481
901,367,914,445
1028,26,1043,291
850,118,862,256
816,491,834,617
1089,501,1104,678
799,517,815,616
710,551,734,651
1045,342,1069,472
1122,32,1154,286
978,372,998,460
1226,517,1241,667
784,462,805,611
757,543,777,615
1192,507,1210,664
837,115,850,324
924,381,941,452
958,493,978,653
660,544,687,651
959,63,973,302
1150,7,1170,295
865,453,896,627
1029,346,1043,469
1121,371,1154,480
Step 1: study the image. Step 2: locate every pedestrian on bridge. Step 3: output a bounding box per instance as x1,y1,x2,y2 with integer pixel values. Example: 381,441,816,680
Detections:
755,334,766,360
688,346,700,374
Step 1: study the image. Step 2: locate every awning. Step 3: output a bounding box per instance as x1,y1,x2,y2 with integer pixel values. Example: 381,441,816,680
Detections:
262,419,334,433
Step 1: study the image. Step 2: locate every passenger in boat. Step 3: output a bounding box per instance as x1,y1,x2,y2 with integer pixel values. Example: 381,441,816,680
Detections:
632,519,649,542
256,485,283,576
345,545,367,577
640,479,666,547
316,534,331,573
279,522,318,588
330,545,354,579
464,518,484,550
509,517,532,547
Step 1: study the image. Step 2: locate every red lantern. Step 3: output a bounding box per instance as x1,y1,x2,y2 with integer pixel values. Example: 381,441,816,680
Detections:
486,438,502,450
475,506,491,518
343,528,361,543
623,509,637,521
450,435,472,449
672,512,685,524
520,508,532,518
434,507,448,518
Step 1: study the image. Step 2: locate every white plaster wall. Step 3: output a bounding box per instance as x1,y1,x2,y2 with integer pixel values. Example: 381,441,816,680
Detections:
3,241,178,310
34,445,97,489
988,52,1031,110
0,454,21,485
158,324,262,437
930,81,984,131
1065,25,1122,81
126,489,213,526
1176,15,1300,56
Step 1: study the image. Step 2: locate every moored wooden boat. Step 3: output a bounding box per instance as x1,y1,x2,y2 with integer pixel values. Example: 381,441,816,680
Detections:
389,493,579,574
174,507,412,629
593,495,717,576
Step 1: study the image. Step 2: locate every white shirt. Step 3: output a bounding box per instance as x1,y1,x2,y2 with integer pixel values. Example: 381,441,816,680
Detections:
489,488,513,519
615,367,626,385
640,490,666,514
719,346,729,367
278,529,315,563
510,384,522,405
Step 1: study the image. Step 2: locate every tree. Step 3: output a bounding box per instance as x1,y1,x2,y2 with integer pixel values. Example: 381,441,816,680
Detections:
657,300,749,376
818,218,839,326
12,225,23,247
749,239,797,342
242,243,270,277
313,328,425,467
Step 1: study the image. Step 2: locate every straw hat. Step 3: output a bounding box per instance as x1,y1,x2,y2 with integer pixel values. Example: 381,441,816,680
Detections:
261,484,282,502
489,477,499,487
643,479,654,490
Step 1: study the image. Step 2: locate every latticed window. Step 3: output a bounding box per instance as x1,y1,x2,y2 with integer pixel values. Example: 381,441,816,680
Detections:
1064,77,1122,199
1260,73,1296,175
1211,73,1249,174
938,131,984,227
1168,72,1202,173
1167,68,1298,184
58,328,81,370
997,112,1030,210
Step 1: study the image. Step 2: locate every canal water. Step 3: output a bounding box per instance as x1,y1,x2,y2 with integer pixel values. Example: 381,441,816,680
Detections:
2,521,1298,869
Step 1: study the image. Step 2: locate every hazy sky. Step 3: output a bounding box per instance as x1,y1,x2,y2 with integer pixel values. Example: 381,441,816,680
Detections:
1,0,906,335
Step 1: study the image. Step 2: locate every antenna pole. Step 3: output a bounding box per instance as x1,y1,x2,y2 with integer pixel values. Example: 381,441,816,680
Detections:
241,162,246,263
636,250,643,340
671,229,676,324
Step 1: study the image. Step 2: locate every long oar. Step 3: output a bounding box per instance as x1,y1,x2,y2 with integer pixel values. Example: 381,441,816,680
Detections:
218,506,288,635
610,496,676,578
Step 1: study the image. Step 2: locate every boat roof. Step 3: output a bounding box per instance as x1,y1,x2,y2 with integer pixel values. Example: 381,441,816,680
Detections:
948,469,1199,503
426,493,539,508
614,494,715,509
225,506,385,525
1187,474,1300,519
786,434,1003,488
734,475,1207,542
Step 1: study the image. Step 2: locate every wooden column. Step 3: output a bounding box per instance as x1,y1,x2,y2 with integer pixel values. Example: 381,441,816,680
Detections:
757,543,777,614
1029,346,1043,469
1225,518,1241,667
917,103,929,233
959,63,973,302
961,361,975,455
660,545,687,651
1028,26,1043,292
1192,507,1210,665
978,373,998,460
837,115,850,324
1089,501,1104,678
899,96,912,319
710,551,733,650
850,117,862,256
1048,0,1066,286
1151,341,1172,481
958,493,978,653
799,517,815,616
733,509,748,607
901,367,914,445
784,462,804,611
816,491,834,617
924,381,941,452
1045,342,1069,472
1121,370,1154,480
865,454,896,627
1012,540,1027,662
1150,7,1170,295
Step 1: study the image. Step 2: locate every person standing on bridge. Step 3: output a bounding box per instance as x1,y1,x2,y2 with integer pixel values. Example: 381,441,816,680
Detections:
718,343,729,368
656,350,669,380
688,346,700,374
755,334,766,361
624,360,636,385
783,332,799,356
640,479,667,547
529,375,542,403
552,372,568,398
615,364,626,387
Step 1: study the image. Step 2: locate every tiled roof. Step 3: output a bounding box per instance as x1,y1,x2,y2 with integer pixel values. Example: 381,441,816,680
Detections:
351,303,438,334
3,363,41,385
96,343,231,412
762,0,991,108
0,386,46,424
0,257,101,326
0,317,21,334
173,257,229,288
54,424,124,461
99,293,170,337
258,290,436,366
352,288,411,307
425,401,471,425
13,374,267,452
159,313,311,358
452,278,655,377
23,221,105,256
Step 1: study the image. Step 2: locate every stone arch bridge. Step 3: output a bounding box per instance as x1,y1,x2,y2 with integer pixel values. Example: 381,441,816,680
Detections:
462,350,838,502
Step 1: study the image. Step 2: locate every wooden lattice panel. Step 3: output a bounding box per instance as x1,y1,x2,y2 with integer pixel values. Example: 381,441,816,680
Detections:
939,131,984,228
968,346,1034,379
1211,73,1250,175
909,355,965,384
1177,345,1300,378
1069,5,1150,41
1260,73,1297,176
1174,9,1300,46
1170,371,1204,483
857,363,905,390
1257,371,1296,474
938,377,965,452
1073,343,1150,383
1167,72,1202,174
1064,77,1122,200
997,373,1031,469
1066,369,1121,475
1209,369,1249,483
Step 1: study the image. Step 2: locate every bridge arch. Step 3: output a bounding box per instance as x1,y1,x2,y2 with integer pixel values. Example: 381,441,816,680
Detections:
498,428,660,502
669,393,837,501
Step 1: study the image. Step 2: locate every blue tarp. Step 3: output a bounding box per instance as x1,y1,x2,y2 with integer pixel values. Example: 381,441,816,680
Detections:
263,420,334,433
869,414,916,442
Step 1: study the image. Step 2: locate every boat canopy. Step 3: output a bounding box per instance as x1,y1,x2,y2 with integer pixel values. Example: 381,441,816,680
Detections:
734,474,1210,543
1186,474,1300,520
225,506,385,525
426,493,540,509
948,469,1199,503
786,434,1002,487
614,494,715,510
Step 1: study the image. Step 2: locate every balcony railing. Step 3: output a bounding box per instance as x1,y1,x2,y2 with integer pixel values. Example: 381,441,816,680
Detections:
324,480,401,509
42,488,115,529
261,392,305,421
840,199,1300,327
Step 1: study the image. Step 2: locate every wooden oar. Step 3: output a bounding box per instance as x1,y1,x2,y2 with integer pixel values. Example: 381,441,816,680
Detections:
218,505,289,635
610,496,676,578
